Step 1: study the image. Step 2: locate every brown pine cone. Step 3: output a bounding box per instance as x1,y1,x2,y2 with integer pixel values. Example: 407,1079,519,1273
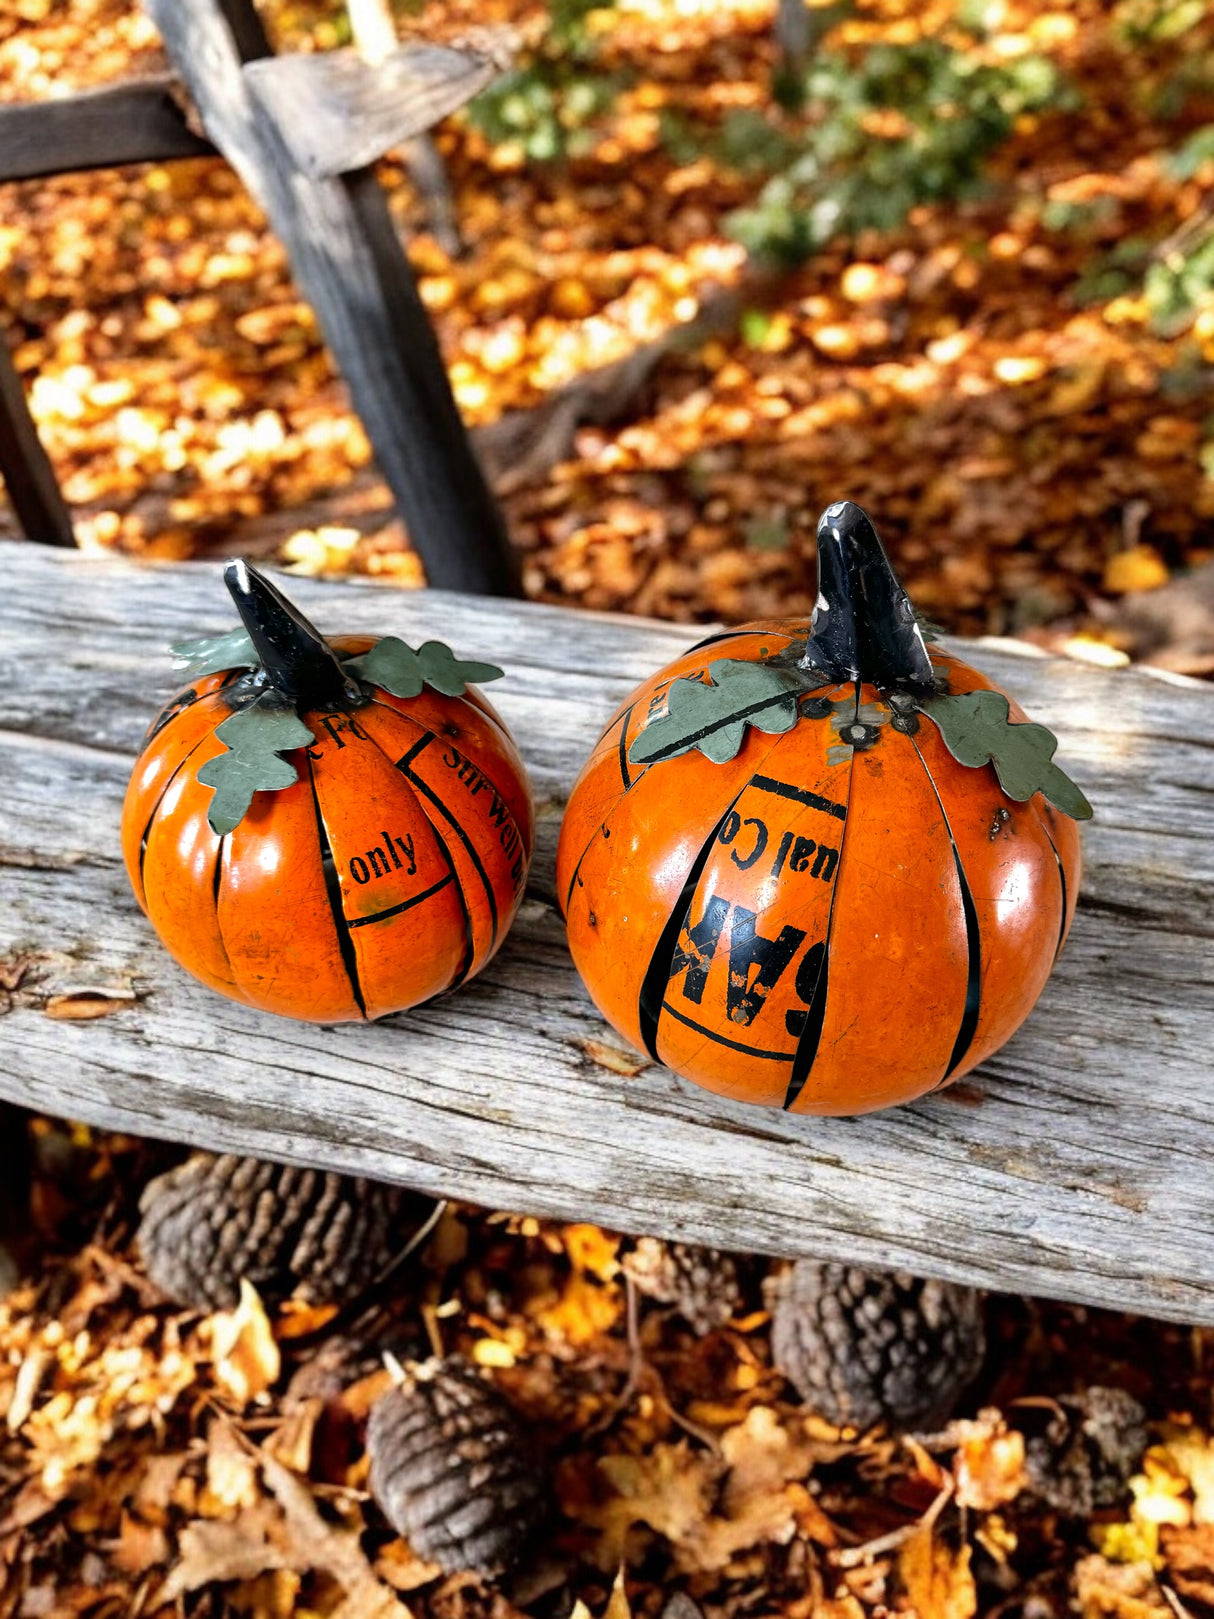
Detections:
1020,1387,1148,1516
622,1237,742,1335
766,1260,986,1431
136,1152,433,1311
367,1357,548,1576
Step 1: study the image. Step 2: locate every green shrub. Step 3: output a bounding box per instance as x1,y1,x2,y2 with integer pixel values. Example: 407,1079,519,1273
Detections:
726,38,1067,265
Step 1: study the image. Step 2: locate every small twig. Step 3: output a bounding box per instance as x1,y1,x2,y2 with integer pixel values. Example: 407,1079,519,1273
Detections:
833,1476,954,1568
1161,1583,1197,1619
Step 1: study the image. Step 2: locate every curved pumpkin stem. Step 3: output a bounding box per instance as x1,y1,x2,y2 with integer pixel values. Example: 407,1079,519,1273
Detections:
800,500,936,695
224,559,358,711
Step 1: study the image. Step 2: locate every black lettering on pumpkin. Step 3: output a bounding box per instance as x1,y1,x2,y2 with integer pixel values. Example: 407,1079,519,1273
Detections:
668,894,730,1005
812,844,839,881
730,817,769,871
785,941,827,1036
726,907,806,1026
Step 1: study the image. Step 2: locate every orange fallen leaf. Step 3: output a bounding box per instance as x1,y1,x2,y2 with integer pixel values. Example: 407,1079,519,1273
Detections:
43,992,134,1020
581,1037,650,1077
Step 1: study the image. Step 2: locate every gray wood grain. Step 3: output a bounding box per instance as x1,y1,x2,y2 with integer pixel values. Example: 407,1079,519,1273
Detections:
0,77,216,184
1,543,1212,1321
243,42,504,179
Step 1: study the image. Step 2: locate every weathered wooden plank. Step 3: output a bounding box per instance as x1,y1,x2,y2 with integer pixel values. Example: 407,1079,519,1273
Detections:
0,543,1212,1322
141,0,519,596
0,78,215,184
0,334,75,547
243,41,505,179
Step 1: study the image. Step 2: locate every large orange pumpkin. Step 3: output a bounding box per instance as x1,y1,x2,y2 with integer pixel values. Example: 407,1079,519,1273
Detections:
556,501,1090,1116
123,562,533,1021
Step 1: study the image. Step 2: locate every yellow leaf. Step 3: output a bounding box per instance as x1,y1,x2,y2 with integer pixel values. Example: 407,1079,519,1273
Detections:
952,1416,1027,1511
1104,546,1169,595
1093,1519,1161,1567
897,1526,976,1619
210,1279,281,1404
604,1566,632,1619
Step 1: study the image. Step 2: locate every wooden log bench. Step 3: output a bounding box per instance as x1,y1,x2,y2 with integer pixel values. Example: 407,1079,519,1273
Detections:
1,539,1212,1324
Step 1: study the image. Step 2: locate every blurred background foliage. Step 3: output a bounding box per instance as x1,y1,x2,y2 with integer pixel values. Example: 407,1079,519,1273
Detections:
0,0,1212,661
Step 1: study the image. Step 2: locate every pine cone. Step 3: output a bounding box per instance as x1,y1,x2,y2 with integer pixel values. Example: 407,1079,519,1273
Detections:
136,1152,433,1311
367,1357,548,1576
1021,1387,1148,1516
766,1260,986,1431
621,1237,742,1335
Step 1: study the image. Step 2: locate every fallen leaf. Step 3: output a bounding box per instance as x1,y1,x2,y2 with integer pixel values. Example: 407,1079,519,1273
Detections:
108,1510,170,1576
1074,1554,1171,1619
202,1418,260,1513
951,1413,1027,1511
580,1037,650,1077
897,1526,976,1619
210,1279,281,1403
43,992,134,1020
160,1508,294,1601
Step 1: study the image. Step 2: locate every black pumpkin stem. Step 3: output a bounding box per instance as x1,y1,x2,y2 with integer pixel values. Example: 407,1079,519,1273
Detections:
801,501,936,695
224,559,359,711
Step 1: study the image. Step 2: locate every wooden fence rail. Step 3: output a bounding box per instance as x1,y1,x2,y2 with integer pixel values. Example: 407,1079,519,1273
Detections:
3,543,1213,1323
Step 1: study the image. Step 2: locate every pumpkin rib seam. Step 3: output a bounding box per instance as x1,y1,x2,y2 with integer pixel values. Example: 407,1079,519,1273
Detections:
1039,818,1070,964
136,719,225,906
782,722,858,1111
909,734,983,1085
305,752,368,1020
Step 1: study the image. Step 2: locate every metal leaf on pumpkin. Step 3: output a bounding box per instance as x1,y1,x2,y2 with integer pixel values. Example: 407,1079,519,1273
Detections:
628,659,805,767
170,627,259,681
197,700,316,836
343,636,503,699
921,688,1092,820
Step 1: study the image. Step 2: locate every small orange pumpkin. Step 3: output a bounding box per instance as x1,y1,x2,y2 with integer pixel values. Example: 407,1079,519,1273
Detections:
123,562,533,1020
557,501,1090,1116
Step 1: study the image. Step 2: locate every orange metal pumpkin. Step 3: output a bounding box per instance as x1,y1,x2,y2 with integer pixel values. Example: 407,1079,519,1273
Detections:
556,501,1090,1116
123,562,533,1020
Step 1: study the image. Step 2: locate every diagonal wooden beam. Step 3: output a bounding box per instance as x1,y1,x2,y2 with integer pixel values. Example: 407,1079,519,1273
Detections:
142,0,520,596
0,332,74,546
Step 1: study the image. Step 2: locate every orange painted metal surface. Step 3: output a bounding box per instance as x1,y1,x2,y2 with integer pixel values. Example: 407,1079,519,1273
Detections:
123,641,533,1023
556,622,1082,1117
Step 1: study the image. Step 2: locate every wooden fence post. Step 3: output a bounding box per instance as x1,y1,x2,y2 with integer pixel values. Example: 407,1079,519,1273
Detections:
0,332,75,548
143,0,521,596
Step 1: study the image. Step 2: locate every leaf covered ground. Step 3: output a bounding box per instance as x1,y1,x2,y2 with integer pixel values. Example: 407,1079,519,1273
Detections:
4,1121,1214,1619
0,0,1212,659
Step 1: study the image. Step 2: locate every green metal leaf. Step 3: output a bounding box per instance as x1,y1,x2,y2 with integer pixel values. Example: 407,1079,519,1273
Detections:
343,636,503,699
628,659,803,767
197,700,316,836
921,688,1092,821
170,626,258,681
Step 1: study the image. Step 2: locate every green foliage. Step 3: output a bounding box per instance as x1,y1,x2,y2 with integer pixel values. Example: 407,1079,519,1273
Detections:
1143,226,1214,336
1061,122,1214,336
724,38,1067,266
1113,0,1207,45
467,0,621,162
